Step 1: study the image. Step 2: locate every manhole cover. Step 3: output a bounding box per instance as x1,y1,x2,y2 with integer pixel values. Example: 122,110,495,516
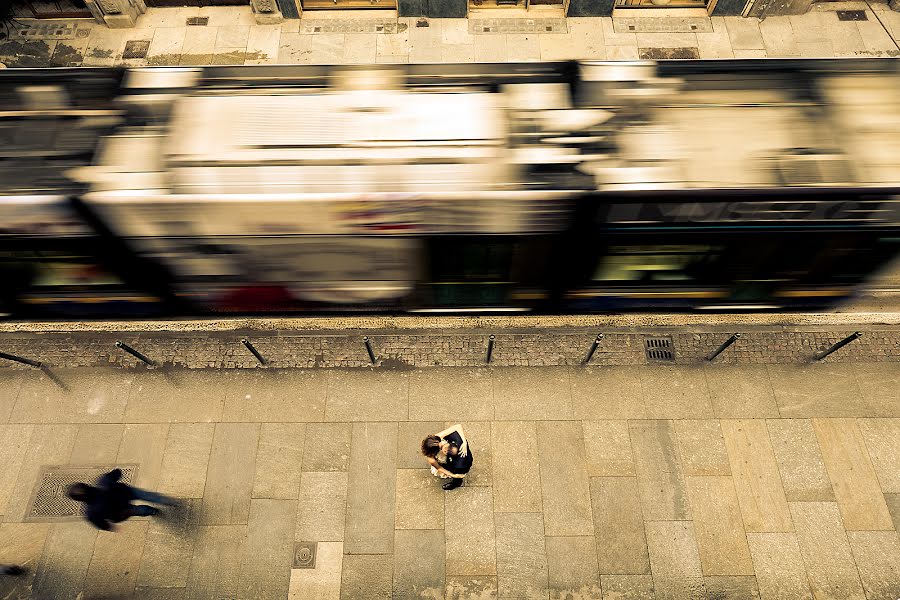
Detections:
25,465,138,522
644,336,675,361
836,9,867,20
186,16,209,25
293,542,317,569
122,40,150,59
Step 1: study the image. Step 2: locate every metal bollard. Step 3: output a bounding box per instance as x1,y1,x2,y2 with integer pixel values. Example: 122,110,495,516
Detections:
241,338,267,366
0,351,43,368
485,335,495,364
363,336,377,364
582,334,604,365
815,332,862,360
707,333,741,361
115,341,155,366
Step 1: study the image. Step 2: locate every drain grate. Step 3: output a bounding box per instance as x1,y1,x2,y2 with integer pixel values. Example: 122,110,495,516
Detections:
25,465,137,522
300,19,403,34
469,18,567,34
613,16,712,33
122,40,151,59
644,336,675,361
186,16,209,25
293,542,317,569
11,23,83,40
836,9,867,20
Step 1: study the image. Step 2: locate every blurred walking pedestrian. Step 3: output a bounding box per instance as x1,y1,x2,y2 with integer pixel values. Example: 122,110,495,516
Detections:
421,424,473,490
67,468,177,531
1,565,24,576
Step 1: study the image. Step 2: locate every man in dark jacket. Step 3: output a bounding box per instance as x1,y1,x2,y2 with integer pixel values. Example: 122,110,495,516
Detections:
67,468,177,531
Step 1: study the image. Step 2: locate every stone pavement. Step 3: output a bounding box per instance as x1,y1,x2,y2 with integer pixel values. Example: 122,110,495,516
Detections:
1,356,900,599
1,1,899,67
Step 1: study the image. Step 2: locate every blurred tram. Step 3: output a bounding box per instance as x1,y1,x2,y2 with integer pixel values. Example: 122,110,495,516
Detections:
1,59,899,318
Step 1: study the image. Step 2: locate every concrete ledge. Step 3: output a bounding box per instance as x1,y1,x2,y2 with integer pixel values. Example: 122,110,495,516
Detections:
1,312,899,334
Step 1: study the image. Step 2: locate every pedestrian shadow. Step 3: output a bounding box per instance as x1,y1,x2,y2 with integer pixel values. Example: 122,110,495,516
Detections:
150,497,202,537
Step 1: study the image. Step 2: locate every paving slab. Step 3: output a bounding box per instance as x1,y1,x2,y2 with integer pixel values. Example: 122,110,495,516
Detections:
394,530,445,600
0,424,33,518
125,370,224,423
0,523,49,598
600,575,655,599
303,422,352,472
766,419,834,502
859,418,900,493
852,363,900,417
546,536,601,599
201,422,259,525
237,499,296,600
340,554,392,600
83,521,148,598
645,520,706,600
344,422,397,554
685,476,754,576
885,492,900,532
289,541,343,600
583,420,635,477
223,370,326,422
117,423,170,491
704,576,761,600
253,422,305,499
493,367,574,420
570,367,647,420
32,522,97,599
408,368,494,421
703,365,780,418
746,533,812,600
721,419,792,532
629,420,691,521
790,502,865,600
590,477,649,575
446,486,496,576
846,531,900,600
136,498,202,588
325,370,409,422
157,423,214,498
492,421,542,512
296,471,348,542
12,369,132,424
185,525,247,600
495,512,548,600
394,468,443,530
639,366,714,419
674,419,730,476
768,364,863,418
813,418,892,530
538,420,594,536
0,370,23,423
446,576,497,600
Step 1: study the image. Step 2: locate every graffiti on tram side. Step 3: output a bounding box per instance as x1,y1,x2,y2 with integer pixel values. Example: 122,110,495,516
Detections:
602,199,900,225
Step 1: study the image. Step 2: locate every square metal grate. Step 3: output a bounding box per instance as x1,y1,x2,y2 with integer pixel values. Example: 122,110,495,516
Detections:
186,16,210,25
644,336,675,361
122,40,151,59
836,10,867,20
293,542,317,569
25,465,138,522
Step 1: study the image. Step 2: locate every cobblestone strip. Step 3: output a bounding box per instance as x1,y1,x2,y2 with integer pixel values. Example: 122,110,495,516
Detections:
0,328,896,369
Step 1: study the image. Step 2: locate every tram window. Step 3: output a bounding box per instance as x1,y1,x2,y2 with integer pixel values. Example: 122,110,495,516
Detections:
430,240,513,282
592,245,723,284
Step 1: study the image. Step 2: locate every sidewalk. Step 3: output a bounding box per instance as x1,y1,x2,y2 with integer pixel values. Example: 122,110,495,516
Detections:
0,360,899,599
1,1,899,68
